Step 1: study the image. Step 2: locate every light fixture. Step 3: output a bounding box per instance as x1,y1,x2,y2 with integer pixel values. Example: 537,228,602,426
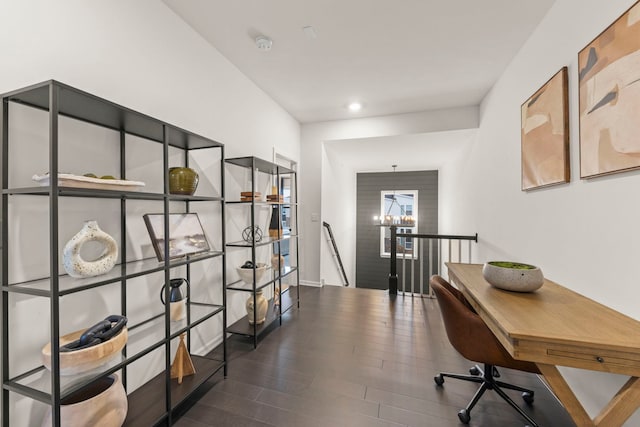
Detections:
255,35,273,51
348,102,362,112
373,165,416,227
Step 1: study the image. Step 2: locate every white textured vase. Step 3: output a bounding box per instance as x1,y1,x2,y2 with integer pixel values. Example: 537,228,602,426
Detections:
41,374,128,427
63,220,118,278
246,290,268,325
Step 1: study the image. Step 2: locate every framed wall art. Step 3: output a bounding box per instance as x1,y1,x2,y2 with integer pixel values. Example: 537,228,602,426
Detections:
521,67,570,191
143,213,210,261
579,0,640,178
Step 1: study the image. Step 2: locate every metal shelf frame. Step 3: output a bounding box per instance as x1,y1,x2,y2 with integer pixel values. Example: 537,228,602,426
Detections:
224,156,300,348
1,80,227,427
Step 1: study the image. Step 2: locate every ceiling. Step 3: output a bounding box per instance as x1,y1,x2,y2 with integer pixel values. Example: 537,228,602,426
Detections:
324,130,476,173
164,0,555,124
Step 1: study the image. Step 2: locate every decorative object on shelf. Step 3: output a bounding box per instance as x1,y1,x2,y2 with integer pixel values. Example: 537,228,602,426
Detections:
240,191,261,201
246,290,268,325
242,225,263,243
237,261,269,284
143,213,210,261
482,261,544,292
274,285,281,308
40,373,128,427
42,315,128,376
271,253,285,273
63,220,118,278
268,204,283,238
32,172,145,191
171,333,196,384
267,185,283,204
578,1,640,178
168,166,199,195
521,67,570,191
160,278,189,321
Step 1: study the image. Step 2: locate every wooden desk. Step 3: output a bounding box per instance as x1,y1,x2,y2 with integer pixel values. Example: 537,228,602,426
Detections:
446,263,640,427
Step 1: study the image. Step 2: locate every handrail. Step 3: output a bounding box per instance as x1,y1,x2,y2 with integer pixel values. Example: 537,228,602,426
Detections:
388,227,477,296
322,222,349,286
396,232,478,241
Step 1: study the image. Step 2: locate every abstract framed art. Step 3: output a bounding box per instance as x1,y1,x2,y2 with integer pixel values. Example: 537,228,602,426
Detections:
143,213,210,261
578,0,640,178
521,67,570,191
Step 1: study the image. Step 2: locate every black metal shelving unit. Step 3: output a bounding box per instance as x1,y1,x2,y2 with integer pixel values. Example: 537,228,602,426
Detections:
1,80,227,426
224,156,300,348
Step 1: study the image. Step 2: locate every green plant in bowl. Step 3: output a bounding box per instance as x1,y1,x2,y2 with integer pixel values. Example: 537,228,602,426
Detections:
488,261,536,270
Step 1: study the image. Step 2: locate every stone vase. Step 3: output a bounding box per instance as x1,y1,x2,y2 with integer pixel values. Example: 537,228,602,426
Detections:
41,374,127,427
246,290,268,325
63,220,118,278
271,254,285,273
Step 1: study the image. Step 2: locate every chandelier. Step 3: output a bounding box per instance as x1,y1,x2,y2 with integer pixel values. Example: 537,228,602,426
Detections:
373,165,416,227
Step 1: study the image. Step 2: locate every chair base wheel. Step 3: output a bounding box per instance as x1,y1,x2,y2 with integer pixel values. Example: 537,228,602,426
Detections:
434,374,444,386
522,391,534,404
458,409,470,424
469,366,480,376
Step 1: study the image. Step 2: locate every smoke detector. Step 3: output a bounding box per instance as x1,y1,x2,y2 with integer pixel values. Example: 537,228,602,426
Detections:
255,35,273,51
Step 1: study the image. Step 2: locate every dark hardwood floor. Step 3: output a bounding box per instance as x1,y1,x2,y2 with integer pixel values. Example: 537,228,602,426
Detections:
176,285,576,427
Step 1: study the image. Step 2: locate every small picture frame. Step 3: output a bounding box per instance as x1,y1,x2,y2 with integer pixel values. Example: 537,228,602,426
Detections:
143,213,210,261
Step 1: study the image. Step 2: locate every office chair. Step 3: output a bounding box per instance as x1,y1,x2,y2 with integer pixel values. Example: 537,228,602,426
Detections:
430,275,540,426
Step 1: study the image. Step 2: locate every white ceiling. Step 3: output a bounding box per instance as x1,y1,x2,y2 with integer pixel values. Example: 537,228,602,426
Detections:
164,0,555,123
324,130,476,173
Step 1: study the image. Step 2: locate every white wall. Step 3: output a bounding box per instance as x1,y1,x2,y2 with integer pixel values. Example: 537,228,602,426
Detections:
444,0,640,423
1,1,299,425
300,107,479,285
320,131,476,287
320,144,357,286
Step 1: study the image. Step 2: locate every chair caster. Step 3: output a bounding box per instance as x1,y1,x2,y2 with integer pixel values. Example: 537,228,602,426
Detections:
469,366,480,376
522,391,534,404
458,409,471,424
434,374,444,386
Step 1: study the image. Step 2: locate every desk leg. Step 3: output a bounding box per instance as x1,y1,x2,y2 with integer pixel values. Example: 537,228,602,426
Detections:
537,364,594,426
538,364,640,427
593,376,640,426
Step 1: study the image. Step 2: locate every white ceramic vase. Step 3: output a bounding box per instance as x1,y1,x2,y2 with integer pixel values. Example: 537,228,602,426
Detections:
41,374,128,427
63,220,118,278
246,290,268,325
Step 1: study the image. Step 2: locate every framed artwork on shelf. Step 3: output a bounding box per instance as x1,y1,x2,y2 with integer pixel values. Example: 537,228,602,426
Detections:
143,213,210,261
578,0,640,179
521,67,570,190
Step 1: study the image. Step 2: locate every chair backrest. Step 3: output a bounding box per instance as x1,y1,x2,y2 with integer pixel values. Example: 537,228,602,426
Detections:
430,275,540,373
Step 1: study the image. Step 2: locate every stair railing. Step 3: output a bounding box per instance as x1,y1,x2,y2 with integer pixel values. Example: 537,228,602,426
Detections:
322,222,349,286
388,227,477,296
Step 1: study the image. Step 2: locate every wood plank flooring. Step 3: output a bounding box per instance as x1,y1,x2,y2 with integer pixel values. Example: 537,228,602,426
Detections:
175,285,576,426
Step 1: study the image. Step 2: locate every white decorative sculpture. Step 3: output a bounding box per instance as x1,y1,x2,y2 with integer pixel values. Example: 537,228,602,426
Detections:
63,220,118,278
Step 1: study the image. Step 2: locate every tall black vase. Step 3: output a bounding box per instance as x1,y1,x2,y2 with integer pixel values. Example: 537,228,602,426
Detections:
268,205,283,238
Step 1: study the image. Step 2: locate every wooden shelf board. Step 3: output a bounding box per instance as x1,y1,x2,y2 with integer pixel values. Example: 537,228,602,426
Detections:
226,291,294,337
122,355,224,427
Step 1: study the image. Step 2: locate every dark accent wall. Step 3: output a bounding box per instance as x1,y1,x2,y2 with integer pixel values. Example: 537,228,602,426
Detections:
356,170,438,289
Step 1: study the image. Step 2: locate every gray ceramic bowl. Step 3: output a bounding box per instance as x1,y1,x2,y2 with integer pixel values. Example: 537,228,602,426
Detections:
482,261,544,292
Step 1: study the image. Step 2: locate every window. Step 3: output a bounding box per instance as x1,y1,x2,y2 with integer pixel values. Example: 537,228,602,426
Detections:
379,190,418,258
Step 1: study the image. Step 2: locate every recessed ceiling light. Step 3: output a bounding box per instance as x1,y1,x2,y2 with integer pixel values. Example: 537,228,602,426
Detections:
348,102,362,112
303,26,318,39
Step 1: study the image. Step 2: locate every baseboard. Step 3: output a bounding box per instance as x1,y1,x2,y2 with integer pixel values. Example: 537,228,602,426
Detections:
300,280,323,287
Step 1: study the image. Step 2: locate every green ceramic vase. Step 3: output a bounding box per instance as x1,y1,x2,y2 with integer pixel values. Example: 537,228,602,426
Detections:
168,167,199,195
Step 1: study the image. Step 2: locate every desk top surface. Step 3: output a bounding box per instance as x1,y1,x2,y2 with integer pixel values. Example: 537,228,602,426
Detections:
446,263,640,356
